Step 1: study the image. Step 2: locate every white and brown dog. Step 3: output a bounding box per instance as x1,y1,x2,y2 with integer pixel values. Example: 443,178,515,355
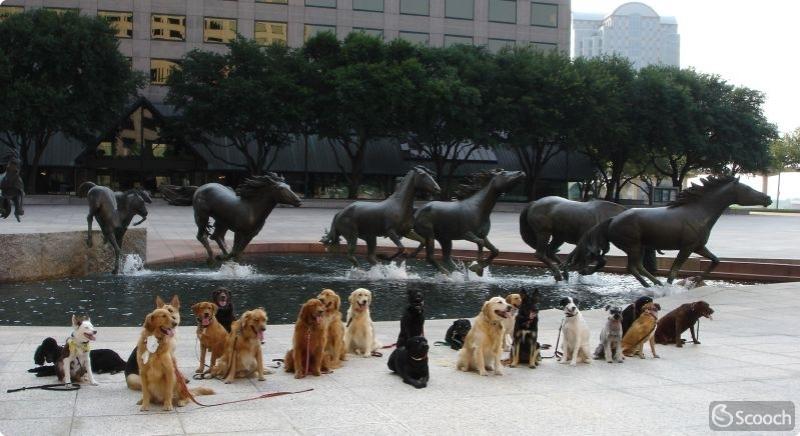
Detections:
558,297,591,366
344,288,382,357
456,296,513,376
57,315,98,385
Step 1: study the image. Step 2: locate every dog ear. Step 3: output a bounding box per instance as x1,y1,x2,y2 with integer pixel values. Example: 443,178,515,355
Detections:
144,313,155,332
170,295,180,309
211,304,218,316
72,314,79,327
191,303,200,315
155,296,165,308
572,298,580,308
559,297,570,308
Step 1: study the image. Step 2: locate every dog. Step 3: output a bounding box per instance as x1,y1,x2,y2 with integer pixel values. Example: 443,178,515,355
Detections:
396,289,424,348
456,296,513,376
509,289,540,368
29,337,125,376
344,288,382,357
388,335,429,389
655,301,714,346
211,308,268,383
443,319,471,350
502,293,522,351
593,305,624,363
192,301,228,376
137,308,213,411
621,296,653,335
622,302,661,359
56,315,98,385
558,297,591,366
212,287,235,332
126,295,181,391
318,288,347,369
285,299,327,378
674,276,706,289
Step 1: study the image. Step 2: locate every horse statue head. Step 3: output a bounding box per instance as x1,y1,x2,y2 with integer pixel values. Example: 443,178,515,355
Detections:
668,175,771,209
123,189,152,226
410,166,441,196
236,173,302,207
455,169,524,199
0,151,21,176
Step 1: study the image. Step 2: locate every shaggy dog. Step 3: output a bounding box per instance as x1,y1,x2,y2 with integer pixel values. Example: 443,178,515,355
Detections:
212,308,268,383
622,302,661,358
621,296,653,335
655,301,714,346
57,315,98,385
318,289,346,369
444,319,471,350
192,301,228,376
344,288,381,357
388,335,429,389
125,295,181,391
593,306,624,363
285,299,327,378
456,297,513,376
558,297,591,366
509,289,540,368
502,293,522,351
396,289,424,348
212,287,235,332
29,337,125,376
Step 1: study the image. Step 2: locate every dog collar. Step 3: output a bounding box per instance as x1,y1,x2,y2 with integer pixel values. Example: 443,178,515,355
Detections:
67,338,90,354
564,313,576,318
410,354,428,361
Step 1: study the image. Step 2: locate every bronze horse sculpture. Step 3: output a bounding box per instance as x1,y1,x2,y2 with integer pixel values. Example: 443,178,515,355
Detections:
78,182,152,274
410,169,524,276
320,166,440,267
519,196,627,281
0,152,25,222
566,176,771,287
192,173,301,266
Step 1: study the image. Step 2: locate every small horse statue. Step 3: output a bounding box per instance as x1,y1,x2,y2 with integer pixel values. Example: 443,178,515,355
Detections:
0,152,25,222
410,169,524,276
519,196,627,281
193,173,301,266
78,182,152,274
159,184,197,206
566,175,771,287
320,166,440,267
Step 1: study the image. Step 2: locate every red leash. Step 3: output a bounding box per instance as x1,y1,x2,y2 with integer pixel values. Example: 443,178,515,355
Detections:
174,366,312,407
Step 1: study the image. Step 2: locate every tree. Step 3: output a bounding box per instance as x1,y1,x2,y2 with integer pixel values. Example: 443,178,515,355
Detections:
0,9,143,192
770,128,800,172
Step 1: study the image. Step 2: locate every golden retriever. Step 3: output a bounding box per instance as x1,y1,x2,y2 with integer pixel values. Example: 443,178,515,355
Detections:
192,301,228,376
457,297,513,376
284,299,327,378
211,308,268,384
502,293,522,351
126,295,181,391
318,289,346,369
344,288,381,357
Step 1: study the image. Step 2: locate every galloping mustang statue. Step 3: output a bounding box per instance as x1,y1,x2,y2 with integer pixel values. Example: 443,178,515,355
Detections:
0,152,25,222
565,176,771,287
321,166,440,268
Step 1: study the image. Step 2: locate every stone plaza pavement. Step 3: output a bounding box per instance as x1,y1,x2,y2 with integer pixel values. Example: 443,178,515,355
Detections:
0,282,798,435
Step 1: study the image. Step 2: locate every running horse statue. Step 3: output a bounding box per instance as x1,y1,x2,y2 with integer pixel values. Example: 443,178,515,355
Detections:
519,196,627,281
410,169,524,276
320,166,440,268
0,152,25,222
565,176,771,287
192,173,301,266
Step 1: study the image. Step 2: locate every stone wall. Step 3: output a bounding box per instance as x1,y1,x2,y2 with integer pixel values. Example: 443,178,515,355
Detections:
0,228,146,283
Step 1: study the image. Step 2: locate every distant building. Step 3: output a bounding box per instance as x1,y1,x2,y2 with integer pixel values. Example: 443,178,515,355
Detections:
572,2,679,69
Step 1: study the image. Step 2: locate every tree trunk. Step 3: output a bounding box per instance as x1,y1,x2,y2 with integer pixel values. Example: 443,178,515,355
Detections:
27,140,47,194
346,139,367,199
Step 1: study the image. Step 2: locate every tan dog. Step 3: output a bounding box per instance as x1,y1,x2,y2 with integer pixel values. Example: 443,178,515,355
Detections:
318,289,346,369
285,299,327,378
126,295,181,391
344,288,381,357
622,302,661,359
211,308,268,383
456,297,513,376
192,301,228,376
502,293,522,351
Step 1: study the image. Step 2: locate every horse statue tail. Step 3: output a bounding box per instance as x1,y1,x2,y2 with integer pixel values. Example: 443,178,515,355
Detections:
518,205,537,248
320,214,341,251
77,181,96,198
159,184,198,206
565,218,613,274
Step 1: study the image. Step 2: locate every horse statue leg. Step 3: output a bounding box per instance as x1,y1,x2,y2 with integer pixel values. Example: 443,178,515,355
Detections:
0,197,10,219
86,211,96,248
666,249,692,284
693,246,720,281
105,227,122,275
423,237,449,274
382,229,406,261
194,212,216,266
532,231,563,281
402,229,427,260
625,246,663,287
464,232,499,277
344,235,360,268
228,232,256,263
364,235,378,266
211,226,230,259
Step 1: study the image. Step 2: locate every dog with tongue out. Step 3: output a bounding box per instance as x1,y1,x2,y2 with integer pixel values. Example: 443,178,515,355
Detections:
192,301,229,377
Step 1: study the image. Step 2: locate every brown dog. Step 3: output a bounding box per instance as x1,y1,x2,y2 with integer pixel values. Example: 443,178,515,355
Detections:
502,293,522,351
655,301,714,346
211,308,268,384
192,301,228,376
622,302,661,359
126,295,181,391
318,289,346,370
285,299,327,379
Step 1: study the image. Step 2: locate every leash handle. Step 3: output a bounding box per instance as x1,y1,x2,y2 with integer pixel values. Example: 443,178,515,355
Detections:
7,382,81,393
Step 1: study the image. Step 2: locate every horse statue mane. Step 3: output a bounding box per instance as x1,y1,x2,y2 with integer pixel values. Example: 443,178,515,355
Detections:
668,175,738,208
123,188,152,203
236,173,286,199
454,169,503,200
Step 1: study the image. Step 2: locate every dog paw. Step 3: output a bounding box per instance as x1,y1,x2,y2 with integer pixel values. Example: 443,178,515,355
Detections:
162,405,173,412
606,360,613,363
258,376,266,381
139,405,149,412
570,361,577,366
653,354,661,359
676,343,683,348
90,382,98,386
294,373,305,379
693,341,701,345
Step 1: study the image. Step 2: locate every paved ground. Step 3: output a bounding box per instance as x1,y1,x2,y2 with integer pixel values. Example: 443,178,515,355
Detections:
0,282,798,435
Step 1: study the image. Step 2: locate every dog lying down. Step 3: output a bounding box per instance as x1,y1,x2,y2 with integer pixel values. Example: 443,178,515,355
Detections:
29,337,126,377
388,336,429,389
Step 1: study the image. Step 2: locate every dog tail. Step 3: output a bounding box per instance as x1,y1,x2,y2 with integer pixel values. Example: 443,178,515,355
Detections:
77,181,96,198
565,218,612,273
190,387,215,396
126,374,142,391
518,205,537,250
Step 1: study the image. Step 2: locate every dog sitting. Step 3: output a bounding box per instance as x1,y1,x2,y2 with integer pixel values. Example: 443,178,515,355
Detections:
388,335,429,389
212,287,235,332
558,297,591,366
655,301,714,347
502,293,522,351
344,288,382,357
211,308,268,383
29,337,125,377
621,296,654,335
396,289,424,348
56,315,98,385
126,295,181,391
443,319,471,350
456,296,513,376
509,289,540,368
192,301,228,376
285,299,327,378
593,306,624,363
318,289,346,369
622,302,661,359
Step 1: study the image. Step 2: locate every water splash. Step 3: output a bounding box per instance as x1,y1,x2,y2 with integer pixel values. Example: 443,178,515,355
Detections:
121,254,145,275
215,261,258,278
345,261,420,280
643,283,690,298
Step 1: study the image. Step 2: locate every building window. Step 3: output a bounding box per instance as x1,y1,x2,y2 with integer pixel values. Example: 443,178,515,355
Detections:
152,14,186,41
398,31,429,46
530,41,557,52
445,0,474,20
304,24,336,42
353,28,384,38
530,2,558,28
353,0,383,12
0,5,24,22
98,11,133,38
444,34,473,47
150,59,179,85
255,21,287,45
256,0,288,3
306,0,337,7
487,38,515,53
489,0,516,23
204,18,237,44
400,0,429,16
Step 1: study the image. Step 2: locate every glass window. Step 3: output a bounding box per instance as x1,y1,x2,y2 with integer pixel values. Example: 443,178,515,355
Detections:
304,24,336,42
98,11,133,38
0,5,24,22
489,0,516,23
152,14,186,41
306,0,337,7
150,59,179,85
531,2,558,27
445,0,474,20
400,0,429,16
444,35,472,47
204,17,237,44
256,0,288,3
487,38,514,53
353,28,384,38
353,0,383,12
255,21,287,45
398,31,429,46
530,41,557,52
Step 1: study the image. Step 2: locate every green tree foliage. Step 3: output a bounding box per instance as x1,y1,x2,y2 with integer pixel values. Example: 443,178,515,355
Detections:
0,9,143,192
770,128,800,172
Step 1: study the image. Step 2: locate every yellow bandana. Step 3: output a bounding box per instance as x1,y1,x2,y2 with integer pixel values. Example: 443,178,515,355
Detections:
68,338,91,354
